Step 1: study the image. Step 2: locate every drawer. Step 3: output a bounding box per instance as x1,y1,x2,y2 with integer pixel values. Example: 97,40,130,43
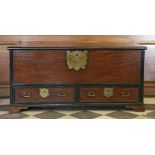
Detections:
15,87,75,103
80,87,139,103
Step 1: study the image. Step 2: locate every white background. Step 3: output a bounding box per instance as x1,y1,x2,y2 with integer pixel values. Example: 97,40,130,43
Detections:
0,0,155,34
0,0,155,155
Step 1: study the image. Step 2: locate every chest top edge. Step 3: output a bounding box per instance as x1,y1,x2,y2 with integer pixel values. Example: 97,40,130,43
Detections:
7,43,147,50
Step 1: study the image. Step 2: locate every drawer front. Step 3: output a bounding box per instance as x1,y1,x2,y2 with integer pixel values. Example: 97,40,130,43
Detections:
80,87,139,103
15,87,75,103
13,50,141,84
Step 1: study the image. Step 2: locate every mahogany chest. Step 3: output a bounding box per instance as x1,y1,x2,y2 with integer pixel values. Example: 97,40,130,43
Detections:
8,43,147,112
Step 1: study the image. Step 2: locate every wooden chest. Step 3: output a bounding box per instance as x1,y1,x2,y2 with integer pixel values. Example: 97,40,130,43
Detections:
8,43,147,112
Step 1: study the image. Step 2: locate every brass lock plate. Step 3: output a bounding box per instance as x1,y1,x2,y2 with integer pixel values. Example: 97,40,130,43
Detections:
66,50,88,71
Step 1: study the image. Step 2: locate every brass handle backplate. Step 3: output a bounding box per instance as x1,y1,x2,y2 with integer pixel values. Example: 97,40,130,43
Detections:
66,50,88,71
23,92,32,98
57,92,66,97
88,91,96,97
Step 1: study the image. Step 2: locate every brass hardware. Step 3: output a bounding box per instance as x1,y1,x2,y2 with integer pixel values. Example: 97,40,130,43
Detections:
22,92,32,98
88,91,96,97
66,50,88,71
39,88,50,98
57,92,66,97
122,92,130,97
104,88,113,98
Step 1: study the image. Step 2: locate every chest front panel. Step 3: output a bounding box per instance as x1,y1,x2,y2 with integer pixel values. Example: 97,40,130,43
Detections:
13,50,141,84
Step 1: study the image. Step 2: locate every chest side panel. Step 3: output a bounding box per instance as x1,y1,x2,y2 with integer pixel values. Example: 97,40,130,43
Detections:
13,50,141,84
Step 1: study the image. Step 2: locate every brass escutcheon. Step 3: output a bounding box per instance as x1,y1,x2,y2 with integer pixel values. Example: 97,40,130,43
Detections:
39,88,50,98
104,88,113,98
66,50,88,71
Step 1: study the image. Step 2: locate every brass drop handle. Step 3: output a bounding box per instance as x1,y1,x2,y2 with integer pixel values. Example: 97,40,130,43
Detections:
122,92,130,97
22,92,32,98
57,92,66,97
88,91,96,97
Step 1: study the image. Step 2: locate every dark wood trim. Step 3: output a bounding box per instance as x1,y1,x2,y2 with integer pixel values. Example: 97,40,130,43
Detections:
13,83,141,87
139,50,145,102
9,50,14,104
7,46,147,50
11,103,143,108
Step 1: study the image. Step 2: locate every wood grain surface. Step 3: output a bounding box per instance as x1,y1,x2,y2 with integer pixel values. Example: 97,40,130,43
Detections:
13,50,141,84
